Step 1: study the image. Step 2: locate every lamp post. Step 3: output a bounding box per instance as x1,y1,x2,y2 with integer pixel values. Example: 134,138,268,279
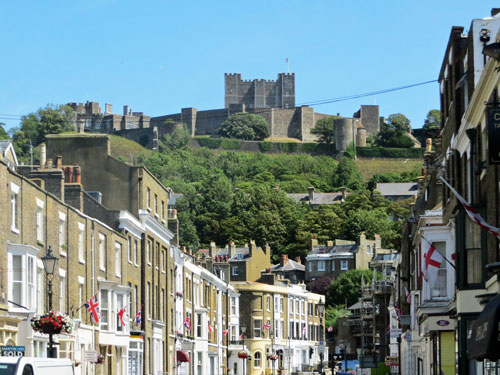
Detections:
318,298,325,375
241,326,246,375
41,246,59,358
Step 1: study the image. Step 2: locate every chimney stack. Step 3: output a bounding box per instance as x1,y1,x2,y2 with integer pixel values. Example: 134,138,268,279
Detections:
426,138,432,153
308,186,315,201
55,156,63,170
341,187,347,200
123,105,129,116
39,143,46,168
209,241,216,257
229,241,236,259
105,103,113,114
280,254,289,267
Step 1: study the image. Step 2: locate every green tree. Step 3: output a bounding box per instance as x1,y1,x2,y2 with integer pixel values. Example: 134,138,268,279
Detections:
0,123,9,140
18,104,76,147
327,269,379,307
325,305,350,334
311,116,339,144
295,205,342,252
423,109,441,130
332,156,364,190
375,113,414,148
159,125,191,151
219,112,269,141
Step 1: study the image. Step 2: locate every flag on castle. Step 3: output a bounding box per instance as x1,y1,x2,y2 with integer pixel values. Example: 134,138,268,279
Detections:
135,306,142,326
184,316,191,329
84,294,101,323
118,306,127,326
421,242,444,287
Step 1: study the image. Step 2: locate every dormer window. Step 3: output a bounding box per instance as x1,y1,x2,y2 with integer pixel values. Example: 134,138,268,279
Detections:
237,253,244,260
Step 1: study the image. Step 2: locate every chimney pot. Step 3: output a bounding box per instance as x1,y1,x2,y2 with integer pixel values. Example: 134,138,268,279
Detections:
39,143,46,168
55,155,63,169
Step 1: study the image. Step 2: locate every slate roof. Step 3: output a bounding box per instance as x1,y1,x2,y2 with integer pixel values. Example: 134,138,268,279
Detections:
287,192,344,205
375,182,418,197
269,259,305,272
0,140,12,153
308,243,359,257
214,246,250,261
371,253,397,262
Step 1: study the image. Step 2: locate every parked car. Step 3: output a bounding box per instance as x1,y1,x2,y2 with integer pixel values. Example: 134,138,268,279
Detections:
0,357,74,375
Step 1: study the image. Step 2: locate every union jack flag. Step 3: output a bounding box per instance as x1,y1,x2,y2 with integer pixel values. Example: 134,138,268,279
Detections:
263,323,272,330
84,294,101,323
135,306,142,326
184,316,191,329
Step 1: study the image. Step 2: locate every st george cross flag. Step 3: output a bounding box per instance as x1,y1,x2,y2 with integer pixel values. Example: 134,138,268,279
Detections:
441,176,500,239
263,323,272,330
208,324,213,333
223,329,229,336
118,306,127,326
184,316,191,329
422,242,444,287
84,294,101,323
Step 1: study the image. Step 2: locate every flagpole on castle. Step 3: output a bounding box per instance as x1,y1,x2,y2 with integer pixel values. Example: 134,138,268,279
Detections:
286,58,289,74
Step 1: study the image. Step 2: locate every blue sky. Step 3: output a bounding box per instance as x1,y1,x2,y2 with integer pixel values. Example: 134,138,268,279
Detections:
1,1,498,131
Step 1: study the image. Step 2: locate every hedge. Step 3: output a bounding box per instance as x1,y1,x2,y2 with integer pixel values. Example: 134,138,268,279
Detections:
220,139,241,149
356,147,424,158
259,141,274,151
195,138,222,149
278,142,298,152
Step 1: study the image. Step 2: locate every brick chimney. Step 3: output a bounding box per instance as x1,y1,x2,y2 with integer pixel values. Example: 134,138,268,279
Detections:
229,241,236,259
280,254,289,267
209,241,216,257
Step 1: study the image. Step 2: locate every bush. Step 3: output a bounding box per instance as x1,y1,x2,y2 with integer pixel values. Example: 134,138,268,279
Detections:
219,112,269,140
259,141,274,152
278,142,298,152
356,147,424,158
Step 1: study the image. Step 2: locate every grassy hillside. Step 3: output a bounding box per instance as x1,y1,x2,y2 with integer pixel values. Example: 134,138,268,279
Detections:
109,135,153,162
355,157,423,180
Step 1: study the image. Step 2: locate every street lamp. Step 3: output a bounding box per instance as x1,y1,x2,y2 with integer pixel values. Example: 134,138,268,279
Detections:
241,326,246,375
41,246,59,358
318,299,325,375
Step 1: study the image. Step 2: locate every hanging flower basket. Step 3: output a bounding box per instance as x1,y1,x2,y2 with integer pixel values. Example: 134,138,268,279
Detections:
31,311,73,335
238,350,250,359
267,354,279,361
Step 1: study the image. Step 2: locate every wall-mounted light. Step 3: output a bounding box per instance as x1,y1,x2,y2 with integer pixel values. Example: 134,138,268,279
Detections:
480,28,491,43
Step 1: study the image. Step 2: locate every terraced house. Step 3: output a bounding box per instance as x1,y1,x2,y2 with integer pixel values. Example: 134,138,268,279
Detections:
0,134,242,375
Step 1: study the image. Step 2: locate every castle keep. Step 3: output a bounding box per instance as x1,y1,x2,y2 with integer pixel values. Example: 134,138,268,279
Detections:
224,73,295,109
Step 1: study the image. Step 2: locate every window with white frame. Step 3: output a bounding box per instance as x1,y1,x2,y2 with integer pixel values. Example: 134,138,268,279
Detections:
78,222,85,263
341,260,348,270
128,237,132,263
115,241,122,277
232,265,239,276
280,296,284,312
100,289,109,330
161,248,165,272
367,245,371,254
36,198,44,243
146,187,151,209
59,269,66,313
99,233,106,271
318,260,325,271
308,262,312,272
290,298,294,313
275,319,280,339
231,296,237,315
78,277,84,320
134,239,139,265
129,340,144,375
147,240,152,265
10,183,19,233
36,264,44,314
58,212,66,255
231,325,237,341
254,351,262,368
196,313,202,338
8,245,38,311
331,261,335,271
116,293,127,332
253,319,262,338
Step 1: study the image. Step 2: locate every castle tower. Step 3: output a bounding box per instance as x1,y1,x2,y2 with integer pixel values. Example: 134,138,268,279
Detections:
224,73,295,109
334,118,356,153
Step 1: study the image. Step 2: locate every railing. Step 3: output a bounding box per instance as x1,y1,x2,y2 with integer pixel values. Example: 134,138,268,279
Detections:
230,340,244,345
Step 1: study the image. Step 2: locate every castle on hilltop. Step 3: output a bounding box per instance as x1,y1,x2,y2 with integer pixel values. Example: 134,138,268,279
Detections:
69,73,397,152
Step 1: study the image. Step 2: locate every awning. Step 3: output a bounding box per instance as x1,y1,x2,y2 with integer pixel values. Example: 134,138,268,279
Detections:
468,294,500,361
177,350,190,363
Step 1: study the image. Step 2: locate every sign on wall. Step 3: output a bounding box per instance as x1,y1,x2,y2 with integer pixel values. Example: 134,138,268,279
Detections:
487,107,500,164
0,346,25,357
